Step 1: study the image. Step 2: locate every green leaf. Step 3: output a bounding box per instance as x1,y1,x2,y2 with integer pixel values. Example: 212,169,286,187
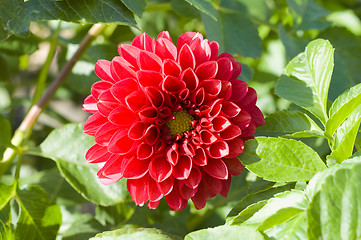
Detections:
256,110,324,138
0,0,136,38
238,137,327,182
40,123,130,206
62,214,104,240
96,203,135,226
0,219,14,240
0,55,10,82
90,228,182,240
202,10,262,58
325,82,361,138
307,157,361,239
275,39,334,124
120,0,146,17
0,35,39,56
0,183,15,210
278,25,308,61
0,114,11,148
327,105,361,163
15,185,62,240
184,0,217,20
185,225,264,240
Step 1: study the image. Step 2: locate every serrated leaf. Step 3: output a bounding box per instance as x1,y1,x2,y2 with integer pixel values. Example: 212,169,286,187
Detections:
90,228,182,240
14,185,62,240
256,110,324,138
307,157,361,239
40,123,130,206
0,0,136,38
238,137,327,182
327,105,361,163
184,0,217,20
275,39,334,124
202,11,262,58
325,83,361,138
120,0,146,17
185,225,264,240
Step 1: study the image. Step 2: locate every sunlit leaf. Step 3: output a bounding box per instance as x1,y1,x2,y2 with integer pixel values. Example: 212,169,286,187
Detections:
0,183,15,210
62,214,104,240
185,225,264,240
90,228,182,240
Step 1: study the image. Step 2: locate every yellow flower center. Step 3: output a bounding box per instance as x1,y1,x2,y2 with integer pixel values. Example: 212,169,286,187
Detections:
166,110,194,137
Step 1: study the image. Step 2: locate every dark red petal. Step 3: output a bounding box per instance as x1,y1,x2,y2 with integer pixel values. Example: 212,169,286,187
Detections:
180,184,197,200
181,68,199,91
162,75,186,93
155,38,177,61
178,44,196,70
200,80,222,100
184,166,202,189
108,129,136,155
158,106,172,118
162,59,182,77
128,121,146,140
219,52,241,79
200,130,218,145
203,158,228,180
91,81,112,100
110,78,138,103
216,58,233,81
85,144,109,163
193,148,207,166
149,156,173,182
204,173,222,195
206,140,229,159
181,141,195,156
191,87,205,106
144,125,160,145
209,41,219,60
195,61,218,80
125,90,147,112
248,106,265,127
191,181,209,210
220,177,232,197
118,44,141,68
94,122,120,145
242,122,256,138
207,99,222,118
148,177,163,202
219,124,242,140
148,200,161,209
132,32,154,51
138,50,162,71
122,156,149,179
222,101,241,118
172,155,192,180
137,142,153,160
226,138,244,158
127,176,149,206
166,147,178,166
95,60,115,83
139,107,158,123
199,118,212,129
211,116,231,132
165,183,187,211
158,177,174,195
231,110,251,130
97,89,120,116
111,57,136,81
137,70,163,87
230,79,248,102
223,158,243,176
84,113,107,135
218,81,232,100
108,105,137,126
144,86,164,108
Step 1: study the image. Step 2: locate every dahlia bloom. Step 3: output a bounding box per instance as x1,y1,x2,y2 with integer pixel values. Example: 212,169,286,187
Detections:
83,31,264,210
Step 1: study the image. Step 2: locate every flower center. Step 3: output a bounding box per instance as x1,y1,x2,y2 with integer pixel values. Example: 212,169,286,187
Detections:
166,110,194,137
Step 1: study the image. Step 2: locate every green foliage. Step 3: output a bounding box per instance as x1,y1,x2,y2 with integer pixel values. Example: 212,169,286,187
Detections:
185,225,264,240
90,228,182,240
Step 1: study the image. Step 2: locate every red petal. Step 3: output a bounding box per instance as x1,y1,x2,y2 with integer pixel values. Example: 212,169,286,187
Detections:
85,144,109,163
122,156,149,179
111,78,138,103
193,148,207,166
200,80,222,100
148,200,161,209
144,86,164,108
223,158,243,176
204,173,222,196
95,60,115,83
97,89,120,116
207,99,222,118
157,31,172,42
148,177,163,202
177,32,202,52
132,32,154,51
149,156,173,182
211,116,231,132
231,110,251,130
219,124,242,140
226,138,244,158
162,59,182,77
191,87,205,106
203,158,228,180
230,79,248,102
137,70,163,87
216,58,233,81
222,101,241,118
108,105,138,126
84,113,107,135
206,140,229,159
162,75,186,93
158,177,174,195
108,130,136,155
155,38,177,61
144,125,160,145
191,181,209,210
91,81,112,100
118,44,141,68
200,129,218,145
137,142,154,160
195,61,218,80
181,68,199,91
190,38,211,66
248,106,265,127
139,107,158,123
94,122,120,145
83,95,98,113
172,155,192,180
178,44,196,70
128,121,146,140
184,166,202,188
125,90,147,112
220,177,232,197
219,53,241,79
98,154,123,178
166,147,178,166
165,183,187,211
138,50,162,71
209,41,219,60
180,184,197,199
127,176,150,206
111,57,136,81
218,81,232,100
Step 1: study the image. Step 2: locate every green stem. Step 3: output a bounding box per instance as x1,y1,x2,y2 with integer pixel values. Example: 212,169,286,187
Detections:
0,24,106,177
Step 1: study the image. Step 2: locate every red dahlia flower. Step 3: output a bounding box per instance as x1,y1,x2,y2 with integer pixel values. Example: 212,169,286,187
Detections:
83,31,264,210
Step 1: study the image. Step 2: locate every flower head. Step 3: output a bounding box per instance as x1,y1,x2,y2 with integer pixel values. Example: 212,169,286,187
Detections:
83,31,264,210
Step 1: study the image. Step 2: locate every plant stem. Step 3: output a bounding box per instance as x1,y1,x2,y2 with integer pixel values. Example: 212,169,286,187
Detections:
0,23,106,177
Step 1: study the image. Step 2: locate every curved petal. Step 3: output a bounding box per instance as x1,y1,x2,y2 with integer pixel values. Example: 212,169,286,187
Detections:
230,79,248,102
184,166,202,189
162,59,181,77
199,129,218,145
148,177,163,202
144,86,164,108
132,32,154,51
137,142,153,160
162,75,186,93
127,175,150,206
110,78,138,103
165,183,187,211
149,156,173,182
108,129,137,155
94,122,120,145
193,148,207,166
216,57,233,81
95,60,115,83
125,90,147,112
221,101,241,118
223,158,243,176
181,68,199,91
137,70,163,88
219,124,242,140
155,38,177,61
122,156,150,179
144,124,160,146
225,138,244,158
84,113,107,136
111,56,136,81
138,50,162,71
203,158,228,180
139,107,158,123
97,89,120,116
178,44,196,70
166,147,178,166
91,81,112,100
172,155,192,180
205,140,229,159
158,176,174,195
210,116,231,132
195,61,218,80
85,144,109,163
180,184,197,200
108,105,138,126
118,44,141,68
